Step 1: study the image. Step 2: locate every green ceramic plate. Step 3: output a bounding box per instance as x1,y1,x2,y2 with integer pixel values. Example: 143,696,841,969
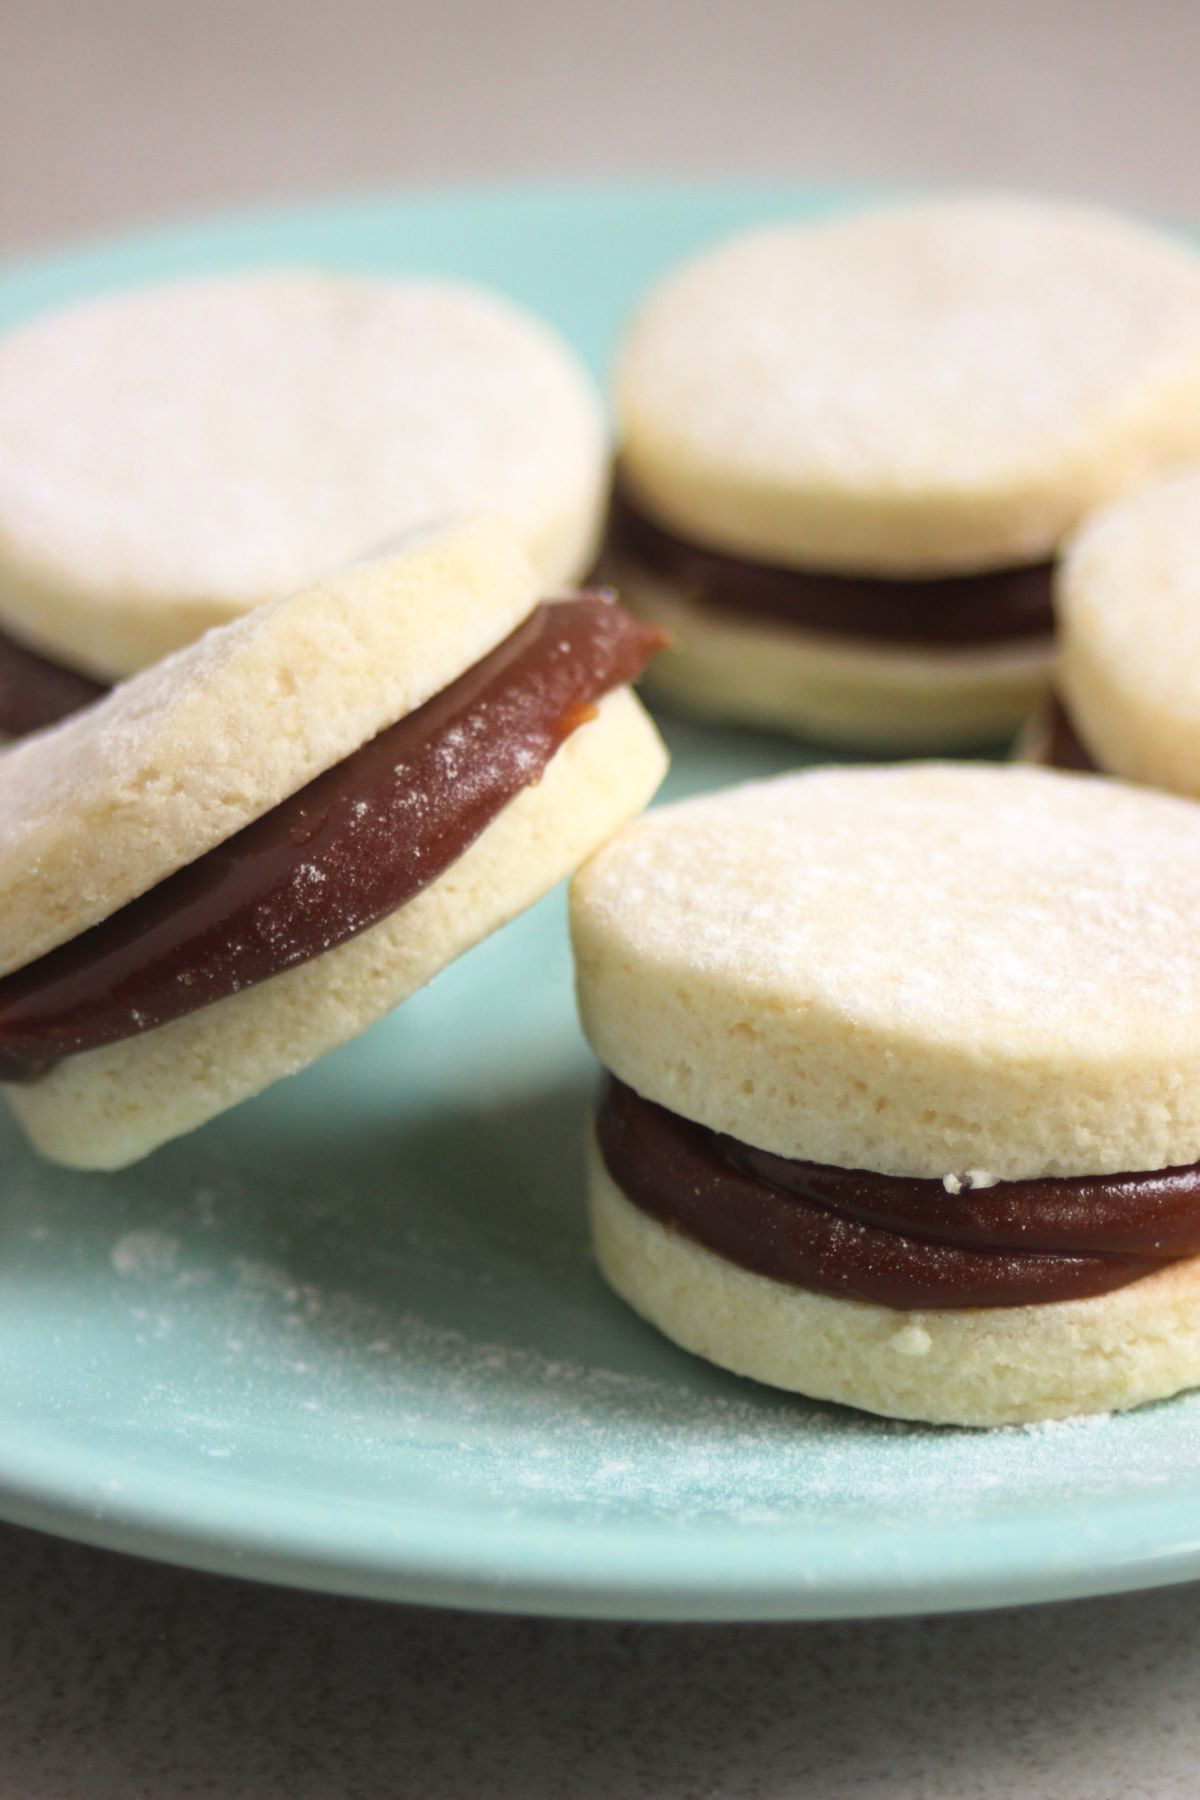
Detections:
3,183,1200,1622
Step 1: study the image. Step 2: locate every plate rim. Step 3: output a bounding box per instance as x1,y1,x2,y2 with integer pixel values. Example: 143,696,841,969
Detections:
5,1414,1200,1621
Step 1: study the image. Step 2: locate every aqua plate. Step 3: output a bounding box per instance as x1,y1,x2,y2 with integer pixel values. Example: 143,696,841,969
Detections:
3,183,1200,1622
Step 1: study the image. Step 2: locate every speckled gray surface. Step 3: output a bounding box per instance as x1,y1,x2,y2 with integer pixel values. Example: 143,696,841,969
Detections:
1,1520,1198,1798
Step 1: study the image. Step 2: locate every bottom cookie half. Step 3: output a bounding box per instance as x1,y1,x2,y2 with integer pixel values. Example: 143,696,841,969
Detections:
612,565,1053,752
588,1134,1200,1426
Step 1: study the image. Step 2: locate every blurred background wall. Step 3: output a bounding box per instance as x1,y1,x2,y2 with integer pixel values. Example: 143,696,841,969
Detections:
2,0,1198,256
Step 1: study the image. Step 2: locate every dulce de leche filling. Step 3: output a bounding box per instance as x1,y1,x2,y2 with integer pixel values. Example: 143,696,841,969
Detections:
606,473,1055,649
597,1075,1200,1308
0,597,663,1082
1030,692,1100,773
0,624,108,737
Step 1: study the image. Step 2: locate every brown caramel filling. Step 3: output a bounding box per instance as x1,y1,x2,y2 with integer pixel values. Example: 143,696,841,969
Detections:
597,1076,1200,1308
0,598,663,1081
0,624,107,737
1032,692,1100,773
606,473,1055,649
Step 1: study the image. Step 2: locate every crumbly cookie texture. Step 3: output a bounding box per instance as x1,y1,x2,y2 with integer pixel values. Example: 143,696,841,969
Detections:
589,1147,1200,1427
0,515,537,978
603,549,1052,748
10,688,667,1169
617,197,1200,573
1059,466,1200,794
0,271,606,675
570,763,1200,1180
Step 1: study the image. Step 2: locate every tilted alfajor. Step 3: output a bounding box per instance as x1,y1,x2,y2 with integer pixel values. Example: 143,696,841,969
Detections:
0,517,666,1169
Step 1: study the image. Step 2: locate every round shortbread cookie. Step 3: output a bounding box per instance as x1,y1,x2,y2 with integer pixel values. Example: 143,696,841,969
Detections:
0,271,606,677
570,763,1200,1180
605,553,1052,748
1059,465,1200,793
0,515,537,979
616,197,1200,574
11,687,667,1169
589,1146,1200,1426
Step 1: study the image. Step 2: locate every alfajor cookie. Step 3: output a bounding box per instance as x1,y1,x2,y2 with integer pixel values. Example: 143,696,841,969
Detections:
0,270,607,732
571,764,1200,1426
0,516,666,1170
607,197,1200,749
1028,465,1200,791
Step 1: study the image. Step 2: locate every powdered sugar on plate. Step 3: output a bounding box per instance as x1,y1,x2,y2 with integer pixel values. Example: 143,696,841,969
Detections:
16,1150,1190,1532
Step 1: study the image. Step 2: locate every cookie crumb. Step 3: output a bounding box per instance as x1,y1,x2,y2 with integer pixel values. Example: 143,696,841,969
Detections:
942,1168,998,1194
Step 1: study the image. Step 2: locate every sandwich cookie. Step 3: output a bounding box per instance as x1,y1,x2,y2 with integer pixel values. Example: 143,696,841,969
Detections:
571,764,1200,1425
0,516,666,1170
608,197,1200,749
0,270,608,734
1027,466,1200,789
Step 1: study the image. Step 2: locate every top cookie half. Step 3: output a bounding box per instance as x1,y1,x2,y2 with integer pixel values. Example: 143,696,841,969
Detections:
0,514,539,979
0,271,607,677
616,196,1200,574
571,763,1200,1182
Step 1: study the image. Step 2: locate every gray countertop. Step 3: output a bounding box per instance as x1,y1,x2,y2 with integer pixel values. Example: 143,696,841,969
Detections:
5,2,1200,1793
2,1522,1199,1798
5,0,1200,255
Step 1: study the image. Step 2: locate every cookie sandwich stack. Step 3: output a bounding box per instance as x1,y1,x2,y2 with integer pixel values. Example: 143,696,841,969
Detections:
606,198,1200,748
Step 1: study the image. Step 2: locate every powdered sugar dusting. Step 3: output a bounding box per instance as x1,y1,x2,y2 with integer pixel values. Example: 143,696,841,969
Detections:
28,1164,1196,1529
0,272,601,606
111,1228,179,1279
620,200,1200,500
579,765,1200,1047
